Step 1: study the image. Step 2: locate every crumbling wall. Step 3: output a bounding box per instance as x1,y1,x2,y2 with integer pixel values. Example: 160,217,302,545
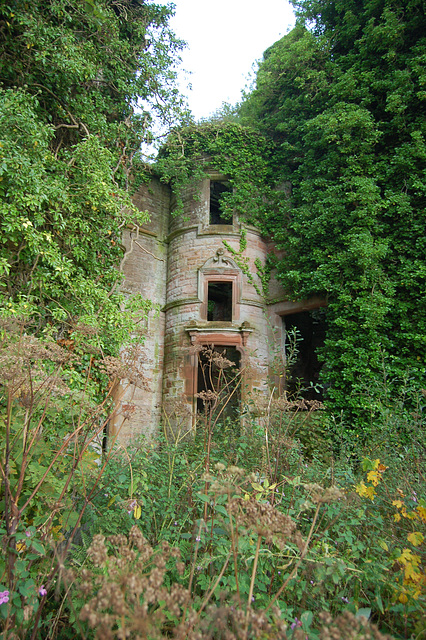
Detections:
111,178,170,443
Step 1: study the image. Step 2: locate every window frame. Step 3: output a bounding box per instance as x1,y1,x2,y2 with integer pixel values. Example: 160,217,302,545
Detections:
200,273,240,322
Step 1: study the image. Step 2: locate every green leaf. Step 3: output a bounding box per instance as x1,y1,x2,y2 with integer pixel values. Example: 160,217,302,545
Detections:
301,610,313,628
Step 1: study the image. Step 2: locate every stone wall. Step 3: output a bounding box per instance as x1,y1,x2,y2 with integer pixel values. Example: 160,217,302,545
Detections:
110,178,170,443
113,172,326,443
162,178,274,434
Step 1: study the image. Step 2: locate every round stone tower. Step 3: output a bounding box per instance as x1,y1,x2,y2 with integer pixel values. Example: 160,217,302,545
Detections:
113,167,326,443
162,171,274,433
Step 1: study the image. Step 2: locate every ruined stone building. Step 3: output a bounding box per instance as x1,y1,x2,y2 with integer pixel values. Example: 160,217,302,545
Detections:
112,170,326,442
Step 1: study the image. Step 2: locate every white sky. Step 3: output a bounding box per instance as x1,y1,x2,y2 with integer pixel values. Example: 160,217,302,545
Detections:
167,0,296,120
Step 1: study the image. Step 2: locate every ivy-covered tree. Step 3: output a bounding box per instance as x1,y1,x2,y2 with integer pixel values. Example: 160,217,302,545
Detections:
239,0,426,426
0,0,187,352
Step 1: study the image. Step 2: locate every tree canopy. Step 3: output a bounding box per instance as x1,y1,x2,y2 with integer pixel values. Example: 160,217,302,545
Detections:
238,0,426,423
0,0,186,353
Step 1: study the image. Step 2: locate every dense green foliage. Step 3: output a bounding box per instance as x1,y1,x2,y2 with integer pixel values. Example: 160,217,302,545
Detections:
0,1,425,637
0,5,187,635
156,120,274,224
3,384,424,638
0,0,186,352
238,0,426,423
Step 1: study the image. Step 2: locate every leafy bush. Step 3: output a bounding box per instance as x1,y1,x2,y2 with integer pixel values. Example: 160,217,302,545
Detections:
1,343,424,638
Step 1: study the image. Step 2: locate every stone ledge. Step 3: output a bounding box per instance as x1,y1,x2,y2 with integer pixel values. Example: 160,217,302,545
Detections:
163,298,201,312
185,321,254,347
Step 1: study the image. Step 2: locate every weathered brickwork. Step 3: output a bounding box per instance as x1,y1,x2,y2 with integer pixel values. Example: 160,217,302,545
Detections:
112,172,324,443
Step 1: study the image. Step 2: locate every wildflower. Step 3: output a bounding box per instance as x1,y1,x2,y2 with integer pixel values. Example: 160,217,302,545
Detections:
195,535,201,542
39,585,47,597
291,617,302,630
341,596,349,603
0,590,9,605
25,530,31,538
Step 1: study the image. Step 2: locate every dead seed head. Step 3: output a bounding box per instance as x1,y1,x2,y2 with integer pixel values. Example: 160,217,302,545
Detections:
0,333,73,398
195,389,217,403
229,496,300,545
318,610,395,640
303,483,345,504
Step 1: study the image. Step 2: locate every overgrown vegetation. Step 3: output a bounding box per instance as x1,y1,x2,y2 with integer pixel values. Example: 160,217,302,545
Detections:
0,339,424,638
158,0,426,431
0,0,187,357
1,0,425,638
238,0,426,425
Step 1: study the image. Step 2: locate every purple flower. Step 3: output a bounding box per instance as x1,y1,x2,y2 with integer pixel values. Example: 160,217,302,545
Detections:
195,535,201,542
127,499,137,515
291,617,302,630
0,590,9,605
341,596,349,603
25,530,31,538
38,586,47,597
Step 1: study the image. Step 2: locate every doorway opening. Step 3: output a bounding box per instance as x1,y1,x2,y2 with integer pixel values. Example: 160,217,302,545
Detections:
283,309,327,400
209,181,232,225
196,346,241,422
207,281,233,321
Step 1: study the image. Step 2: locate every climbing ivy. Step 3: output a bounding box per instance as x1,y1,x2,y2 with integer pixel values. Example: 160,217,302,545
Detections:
156,120,274,223
238,1,426,428
157,0,426,433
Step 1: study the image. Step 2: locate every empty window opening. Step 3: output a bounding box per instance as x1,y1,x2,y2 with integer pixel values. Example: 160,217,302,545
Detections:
283,309,327,401
207,281,233,321
210,181,232,225
197,346,241,422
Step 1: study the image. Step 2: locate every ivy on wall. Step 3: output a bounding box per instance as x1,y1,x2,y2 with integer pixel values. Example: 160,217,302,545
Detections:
236,0,426,427
156,0,426,430
156,121,275,224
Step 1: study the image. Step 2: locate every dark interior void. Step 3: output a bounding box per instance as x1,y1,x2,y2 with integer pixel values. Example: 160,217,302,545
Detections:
207,281,233,321
197,346,241,421
283,309,327,401
210,181,232,225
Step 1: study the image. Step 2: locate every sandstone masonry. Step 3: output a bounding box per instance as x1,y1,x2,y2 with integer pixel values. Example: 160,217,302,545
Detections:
111,172,326,442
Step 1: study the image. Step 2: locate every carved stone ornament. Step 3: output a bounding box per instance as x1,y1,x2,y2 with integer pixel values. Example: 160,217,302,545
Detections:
212,248,231,267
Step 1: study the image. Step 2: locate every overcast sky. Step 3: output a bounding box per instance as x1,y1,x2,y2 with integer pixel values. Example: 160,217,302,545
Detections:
167,0,296,120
